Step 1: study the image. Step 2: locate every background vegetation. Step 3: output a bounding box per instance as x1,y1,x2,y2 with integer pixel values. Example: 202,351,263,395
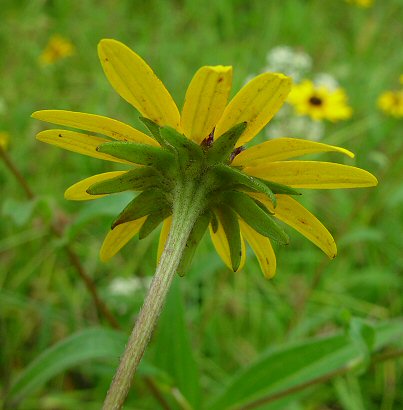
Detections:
1,0,402,409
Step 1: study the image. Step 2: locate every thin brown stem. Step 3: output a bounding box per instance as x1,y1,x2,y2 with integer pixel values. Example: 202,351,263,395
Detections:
372,348,403,365
239,348,403,410
1,148,119,329
144,377,172,410
0,147,35,199
63,244,120,329
240,366,348,410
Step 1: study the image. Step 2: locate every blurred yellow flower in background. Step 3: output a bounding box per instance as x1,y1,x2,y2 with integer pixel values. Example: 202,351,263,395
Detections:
288,80,352,122
0,131,9,150
39,35,75,65
378,90,403,118
345,0,374,7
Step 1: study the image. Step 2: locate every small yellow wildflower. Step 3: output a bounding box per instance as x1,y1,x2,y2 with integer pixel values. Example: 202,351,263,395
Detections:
33,40,377,278
377,90,403,118
288,80,353,122
0,132,9,150
39,35,75,65
345,0,374,7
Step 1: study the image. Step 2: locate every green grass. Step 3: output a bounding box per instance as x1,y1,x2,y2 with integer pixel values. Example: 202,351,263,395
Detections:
1,0,403,409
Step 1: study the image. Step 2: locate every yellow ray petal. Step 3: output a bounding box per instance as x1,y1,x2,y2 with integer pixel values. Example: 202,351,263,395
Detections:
32,110,158,146
215,73,292,146
36,129,132,164
239,219,276,278
249,193,337,258
64,171,127,201
209,220,246,272
233,138,354,167
98,39,180,130
181,66,232,143
244,161,378,189
100,216,147,262
157,216,172,263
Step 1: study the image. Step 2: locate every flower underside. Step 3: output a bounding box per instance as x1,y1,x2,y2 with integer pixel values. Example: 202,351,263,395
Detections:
33,39,378,278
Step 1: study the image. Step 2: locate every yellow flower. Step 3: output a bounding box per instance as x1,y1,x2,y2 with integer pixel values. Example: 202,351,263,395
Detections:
288,80,353,122
377,90,403,118
345,0,374,7
0,131,9,150
39,35,75,65
33,39,377,278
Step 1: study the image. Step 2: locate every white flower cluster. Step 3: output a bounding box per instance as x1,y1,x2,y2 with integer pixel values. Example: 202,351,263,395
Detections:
264,46,312,82
313,73,339,91
108,276,152,296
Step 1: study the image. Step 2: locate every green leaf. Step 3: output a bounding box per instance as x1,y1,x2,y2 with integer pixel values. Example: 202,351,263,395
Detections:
207,122,247,164
138,207,172,239
97,141,173,169
215,206,242,271
112,188,169,228
207,319,403,410
153,280,201,408
2,198,38,227
334,376,366,410
177,211,210,276
6,328,126,408
223,191,289,244
214,164,276,207
347,318,376,374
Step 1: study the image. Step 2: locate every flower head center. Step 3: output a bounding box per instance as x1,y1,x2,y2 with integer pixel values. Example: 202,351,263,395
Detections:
309,96,323,106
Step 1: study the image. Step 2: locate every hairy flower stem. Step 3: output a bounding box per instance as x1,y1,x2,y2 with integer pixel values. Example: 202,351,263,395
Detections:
103,181,206,410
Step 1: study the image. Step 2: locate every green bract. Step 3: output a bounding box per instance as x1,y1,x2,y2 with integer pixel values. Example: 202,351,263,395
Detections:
94,121,289,274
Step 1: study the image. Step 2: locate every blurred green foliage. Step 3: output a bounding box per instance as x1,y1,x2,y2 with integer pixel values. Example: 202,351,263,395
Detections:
1,0,402,409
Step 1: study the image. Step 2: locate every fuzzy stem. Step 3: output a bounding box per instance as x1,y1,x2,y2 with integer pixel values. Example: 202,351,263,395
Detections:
102,182,205,410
